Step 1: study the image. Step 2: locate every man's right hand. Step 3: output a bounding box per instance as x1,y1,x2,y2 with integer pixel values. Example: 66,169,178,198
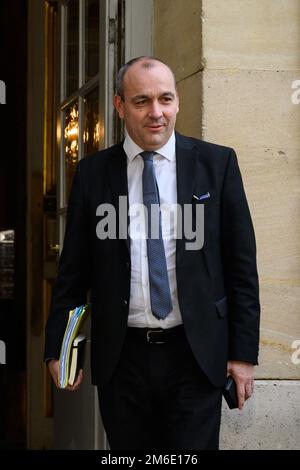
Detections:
47,359,84,391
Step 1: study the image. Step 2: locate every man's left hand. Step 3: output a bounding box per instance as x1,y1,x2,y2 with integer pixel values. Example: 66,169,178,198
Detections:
227,360,254,410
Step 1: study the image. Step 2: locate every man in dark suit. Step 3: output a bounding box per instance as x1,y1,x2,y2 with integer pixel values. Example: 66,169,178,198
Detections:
45,56,260,450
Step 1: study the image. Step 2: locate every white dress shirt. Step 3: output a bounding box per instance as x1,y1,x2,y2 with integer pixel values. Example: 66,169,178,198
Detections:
124,131,183,328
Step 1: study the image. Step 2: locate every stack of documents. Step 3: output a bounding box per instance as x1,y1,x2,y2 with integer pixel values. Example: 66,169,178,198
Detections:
68,333,86,386
58,304,89,388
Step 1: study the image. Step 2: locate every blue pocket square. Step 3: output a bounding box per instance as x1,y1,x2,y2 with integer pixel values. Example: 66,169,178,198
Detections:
193,192,210,201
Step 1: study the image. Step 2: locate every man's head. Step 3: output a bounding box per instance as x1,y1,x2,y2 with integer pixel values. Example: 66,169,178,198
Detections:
114,57,179,151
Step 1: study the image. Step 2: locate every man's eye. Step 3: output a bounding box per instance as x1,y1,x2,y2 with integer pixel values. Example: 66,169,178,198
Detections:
162,97,172,103
136,100,146,106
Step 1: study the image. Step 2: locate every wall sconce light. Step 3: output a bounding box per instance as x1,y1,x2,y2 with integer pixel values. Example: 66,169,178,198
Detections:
64,104,79,165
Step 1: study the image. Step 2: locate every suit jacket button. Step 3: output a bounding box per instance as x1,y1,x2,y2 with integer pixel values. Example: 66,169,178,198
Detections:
126,262,130,270
123,299,128,306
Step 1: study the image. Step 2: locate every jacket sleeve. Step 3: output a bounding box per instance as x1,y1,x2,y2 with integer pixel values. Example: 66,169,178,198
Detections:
221,148,260,364
44,161,91,360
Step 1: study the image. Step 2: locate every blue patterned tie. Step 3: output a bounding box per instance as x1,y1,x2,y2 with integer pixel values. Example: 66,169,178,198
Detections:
140,151,173,319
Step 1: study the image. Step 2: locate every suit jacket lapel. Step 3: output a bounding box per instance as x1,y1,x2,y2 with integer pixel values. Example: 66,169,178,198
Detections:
176,133,197,206
108,143,130,253
176,132,211,206
175,133,210,264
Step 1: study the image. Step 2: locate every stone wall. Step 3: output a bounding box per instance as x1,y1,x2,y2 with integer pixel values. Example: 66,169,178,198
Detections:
154,0,203,137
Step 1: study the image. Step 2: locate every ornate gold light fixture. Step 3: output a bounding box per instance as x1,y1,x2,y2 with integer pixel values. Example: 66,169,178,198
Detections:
64,104,79,165
93,120,100,147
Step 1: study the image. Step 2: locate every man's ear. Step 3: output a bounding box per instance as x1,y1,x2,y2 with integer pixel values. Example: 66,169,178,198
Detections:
176,90,179,114
113,95,124,119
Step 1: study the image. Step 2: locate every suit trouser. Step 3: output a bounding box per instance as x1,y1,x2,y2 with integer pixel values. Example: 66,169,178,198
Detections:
97,325,223,450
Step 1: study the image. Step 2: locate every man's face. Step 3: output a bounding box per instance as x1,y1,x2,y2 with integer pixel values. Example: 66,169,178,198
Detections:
114,61,179,150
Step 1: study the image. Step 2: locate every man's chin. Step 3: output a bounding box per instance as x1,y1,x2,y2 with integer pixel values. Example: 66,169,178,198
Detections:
142,132,169,149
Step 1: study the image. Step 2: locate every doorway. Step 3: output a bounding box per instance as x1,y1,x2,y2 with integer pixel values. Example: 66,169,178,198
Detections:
0,0,27,450
26,0,153,449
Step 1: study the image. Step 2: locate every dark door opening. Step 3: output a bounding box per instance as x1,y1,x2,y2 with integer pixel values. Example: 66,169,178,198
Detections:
0,0,27,450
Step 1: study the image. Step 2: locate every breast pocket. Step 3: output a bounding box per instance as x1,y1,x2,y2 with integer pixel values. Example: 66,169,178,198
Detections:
188,196,213,251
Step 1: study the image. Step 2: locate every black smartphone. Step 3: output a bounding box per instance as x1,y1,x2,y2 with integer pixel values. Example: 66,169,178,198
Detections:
222,375,239,409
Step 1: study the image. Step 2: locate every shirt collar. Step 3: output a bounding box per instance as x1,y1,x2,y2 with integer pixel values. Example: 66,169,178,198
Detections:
123,130,176,162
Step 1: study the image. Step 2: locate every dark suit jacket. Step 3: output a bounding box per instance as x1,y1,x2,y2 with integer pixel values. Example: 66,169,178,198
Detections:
44,132,260,388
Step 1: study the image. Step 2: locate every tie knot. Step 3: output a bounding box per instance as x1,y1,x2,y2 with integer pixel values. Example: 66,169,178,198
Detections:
140,151,156,162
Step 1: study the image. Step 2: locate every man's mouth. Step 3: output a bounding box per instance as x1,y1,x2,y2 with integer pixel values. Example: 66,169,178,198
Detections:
145,123,165,131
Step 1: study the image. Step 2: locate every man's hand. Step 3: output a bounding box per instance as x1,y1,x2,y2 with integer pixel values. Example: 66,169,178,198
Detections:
47,359,84,391
227,360,254,410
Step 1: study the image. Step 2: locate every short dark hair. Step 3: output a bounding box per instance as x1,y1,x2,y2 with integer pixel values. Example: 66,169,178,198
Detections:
116,56,176,100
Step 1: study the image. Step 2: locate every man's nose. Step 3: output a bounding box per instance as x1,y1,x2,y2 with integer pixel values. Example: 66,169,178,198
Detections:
148,101,163,119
